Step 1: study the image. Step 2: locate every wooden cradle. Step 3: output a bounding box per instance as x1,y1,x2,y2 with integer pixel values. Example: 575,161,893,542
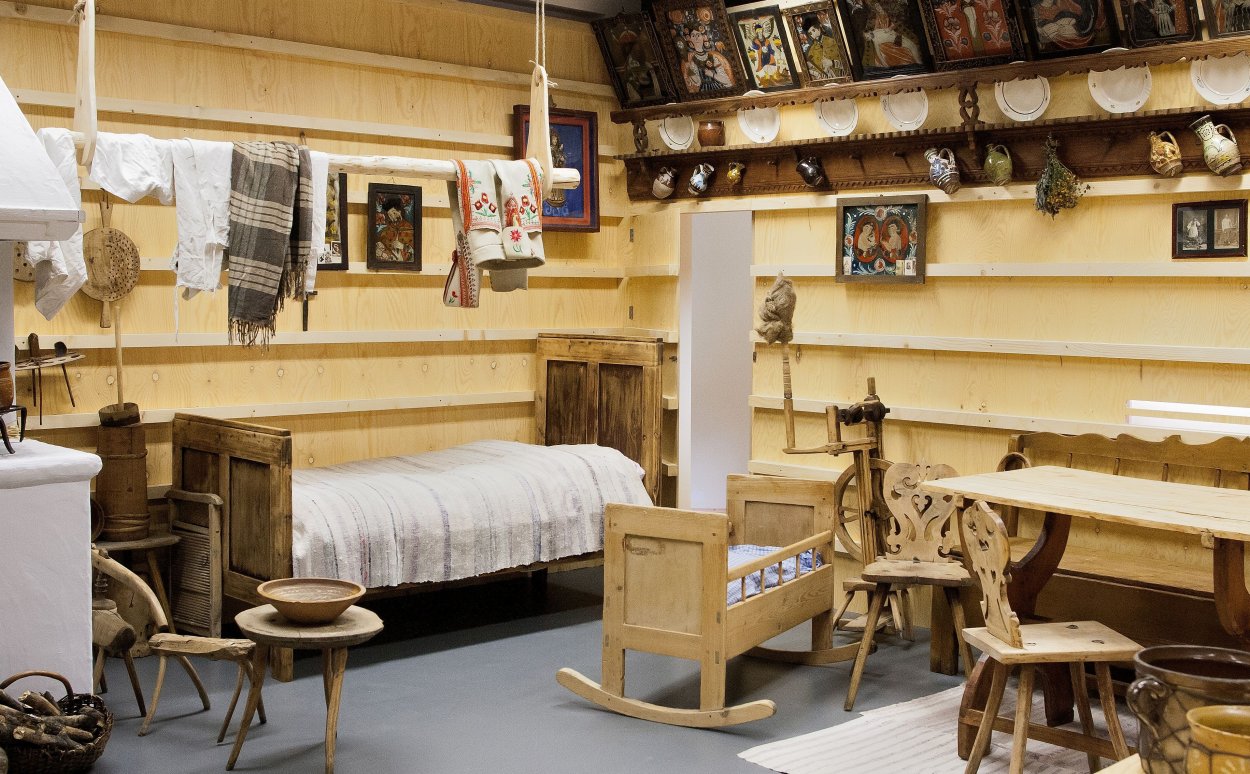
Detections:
558,475,860,727
168,334,664,680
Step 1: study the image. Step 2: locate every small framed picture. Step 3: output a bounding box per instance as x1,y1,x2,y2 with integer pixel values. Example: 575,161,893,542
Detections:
783,2,855,86
837,0,931,80
592,14,676,109
651,0,748,101
917,0,1030,69
1015,0,1120,58
836,195,928,284
513,106,599,232
1173,199,1248,259
318,172,349,271
365,183,421,271
728,6,802,92
1120,0,1201,45
1200,0,1250,37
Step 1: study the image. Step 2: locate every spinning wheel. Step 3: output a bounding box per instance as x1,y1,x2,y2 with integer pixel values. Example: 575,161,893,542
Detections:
832,456,893,564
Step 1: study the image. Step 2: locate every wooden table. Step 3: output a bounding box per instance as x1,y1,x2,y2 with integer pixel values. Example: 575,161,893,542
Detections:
230,605,383,774
96,533,180,634
1099,753,1144,773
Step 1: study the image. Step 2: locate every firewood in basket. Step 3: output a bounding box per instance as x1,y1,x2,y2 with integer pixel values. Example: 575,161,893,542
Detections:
0,689,22,712
56,725,94,743
18,691,60,716
0,744,9,774
12,725,84,751
58,712,103,731
0,706,90,741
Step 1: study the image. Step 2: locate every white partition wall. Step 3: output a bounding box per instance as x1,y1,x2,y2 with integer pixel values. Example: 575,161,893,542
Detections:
678,211,754,510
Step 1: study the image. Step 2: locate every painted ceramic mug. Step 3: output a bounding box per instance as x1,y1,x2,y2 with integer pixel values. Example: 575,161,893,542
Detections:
796,156,826,187
925,147,960,194
1186,705,1250,774
1149,130,1183,177
726,162,746,185
1190,115,1242,177
652,167,677,199
983,144,1012,186
688,163,715,195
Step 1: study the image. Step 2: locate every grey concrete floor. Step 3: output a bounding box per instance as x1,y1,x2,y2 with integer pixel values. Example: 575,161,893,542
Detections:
93,569,964,774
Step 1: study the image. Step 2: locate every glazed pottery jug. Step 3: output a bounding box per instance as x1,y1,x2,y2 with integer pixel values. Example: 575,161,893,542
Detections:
983,144,1013,186
1128,646,1250,774
1190,115,1243,176
1150,130,1184,177
652,167,677,199
698,120,725,147
925,147,961,194
688,163,715,195
0,361,12,407
726,161,746,185
1186,705,1250,774
796,156,826,187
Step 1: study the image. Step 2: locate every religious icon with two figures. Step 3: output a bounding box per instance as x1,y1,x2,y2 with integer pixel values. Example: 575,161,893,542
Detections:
836,195,927,284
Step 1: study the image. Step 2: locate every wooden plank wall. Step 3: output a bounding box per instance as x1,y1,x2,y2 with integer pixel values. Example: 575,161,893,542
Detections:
4,0,658,486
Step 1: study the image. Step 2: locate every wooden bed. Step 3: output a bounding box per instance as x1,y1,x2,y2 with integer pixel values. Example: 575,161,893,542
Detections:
557,475,861,727
168,334,663,680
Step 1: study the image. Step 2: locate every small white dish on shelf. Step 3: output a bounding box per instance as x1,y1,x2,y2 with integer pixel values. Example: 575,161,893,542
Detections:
1191,53,1250,106
1088,50,1152,114
994,68,1051,122
880,89,928,132
657,111,695,151
737,90,781,144
815,99,858,137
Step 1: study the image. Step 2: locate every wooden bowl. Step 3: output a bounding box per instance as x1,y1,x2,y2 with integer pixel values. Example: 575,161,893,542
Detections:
257,578,365,625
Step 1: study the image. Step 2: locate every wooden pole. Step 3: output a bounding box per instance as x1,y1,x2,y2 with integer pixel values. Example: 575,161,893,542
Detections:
112,299,123,406
781,343,796,450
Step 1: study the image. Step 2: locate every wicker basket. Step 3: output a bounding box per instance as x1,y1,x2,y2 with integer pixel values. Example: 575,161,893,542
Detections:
0,671,113,774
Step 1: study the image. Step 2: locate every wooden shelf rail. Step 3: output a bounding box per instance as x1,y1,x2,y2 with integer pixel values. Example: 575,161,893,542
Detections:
751,262,1250,278
135,257,677,279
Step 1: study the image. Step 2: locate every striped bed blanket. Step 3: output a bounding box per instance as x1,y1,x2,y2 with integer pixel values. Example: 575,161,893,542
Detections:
291,440,651,588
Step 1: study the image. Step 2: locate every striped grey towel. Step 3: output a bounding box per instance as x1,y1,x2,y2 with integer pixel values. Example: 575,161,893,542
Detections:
226,142,312,345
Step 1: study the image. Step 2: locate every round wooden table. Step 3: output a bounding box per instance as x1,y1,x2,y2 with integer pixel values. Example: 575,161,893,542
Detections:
229,605,383,774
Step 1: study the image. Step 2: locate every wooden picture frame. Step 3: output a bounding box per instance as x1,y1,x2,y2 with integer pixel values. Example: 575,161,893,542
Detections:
836,195,928,284
513,105,600,232
728,6,802,92
917,0,1029,69
652,0,748,102
365,182,421,271
592,14,676,109
783,1,855,86
318,172,349,271
837,0,932,80
1014,0,1120,58
1172,199,1248,258
1120,0,1201,45
1200,0,1250,38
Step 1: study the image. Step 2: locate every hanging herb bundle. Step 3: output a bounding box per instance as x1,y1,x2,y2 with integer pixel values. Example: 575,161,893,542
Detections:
1034,135,1087,217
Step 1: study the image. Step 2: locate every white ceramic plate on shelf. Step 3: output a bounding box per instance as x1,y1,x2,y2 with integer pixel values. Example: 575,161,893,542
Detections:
815,99,858,136
737,90,781,144
994,71,1051,122
657,112,695,150
1088,50,1152,113
880,90,928,132
1191,53,1250,106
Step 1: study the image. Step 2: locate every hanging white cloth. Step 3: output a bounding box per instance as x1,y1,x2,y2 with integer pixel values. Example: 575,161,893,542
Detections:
89,132,174,204
483,158,545,291
25,127,86,320
304,150,330,294
527,0,555,198
170,138,232,298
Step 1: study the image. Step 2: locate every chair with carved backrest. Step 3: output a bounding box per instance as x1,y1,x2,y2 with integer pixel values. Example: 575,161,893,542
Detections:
843,461,977,710
959,501,1138,774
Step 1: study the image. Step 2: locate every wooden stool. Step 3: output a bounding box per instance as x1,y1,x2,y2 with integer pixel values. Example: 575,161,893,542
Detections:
231,605,384,774
142,634,266,742
95,533,180,634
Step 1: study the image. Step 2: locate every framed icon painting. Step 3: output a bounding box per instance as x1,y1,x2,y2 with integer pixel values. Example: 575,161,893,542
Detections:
1120,0,1200,46
917,0,1030,69
1200,0,1250,38
728,6,802,92
513,106,599,233
1015,0,1120,58
591,14,676,108
318,172,349,271
837,0,932,80
836,195,928,284
365,183,421,272
652,0,748,101
782,1,855,87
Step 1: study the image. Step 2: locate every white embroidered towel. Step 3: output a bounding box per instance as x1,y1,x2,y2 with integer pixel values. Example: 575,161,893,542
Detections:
26,128,86,320
304,151,331,294
90,132,174,204
170,138,232,298
444,159,490,308
484,158,545,292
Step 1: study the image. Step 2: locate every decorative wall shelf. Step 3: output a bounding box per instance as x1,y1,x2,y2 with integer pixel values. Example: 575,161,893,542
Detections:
135,257,675,279
611,39,1250,125
752,262,1250,278
619,106,1250,201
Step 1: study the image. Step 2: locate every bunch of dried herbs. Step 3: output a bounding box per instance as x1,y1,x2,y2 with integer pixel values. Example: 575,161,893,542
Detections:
1035,135,1087,217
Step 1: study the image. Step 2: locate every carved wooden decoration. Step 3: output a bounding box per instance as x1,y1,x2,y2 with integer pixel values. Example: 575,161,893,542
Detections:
961,500,1024,648
882,462,960,562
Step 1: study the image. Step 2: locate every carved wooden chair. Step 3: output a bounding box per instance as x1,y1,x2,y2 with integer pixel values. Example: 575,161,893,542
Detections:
959,501,1138,774
844,461,976,711
91,547,266,743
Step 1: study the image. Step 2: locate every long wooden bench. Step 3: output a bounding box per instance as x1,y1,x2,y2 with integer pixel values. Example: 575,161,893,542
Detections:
1000,432,1250,648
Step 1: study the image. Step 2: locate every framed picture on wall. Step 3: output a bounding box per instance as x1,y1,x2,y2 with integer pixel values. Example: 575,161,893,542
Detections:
592,13,676,109
651,0,748,101
1120,0,1201,46
1200,0,1250,37
782,2,855,87
835,195,928,284
1173,199,1248,258
917,0,1029,69
318,172,349,271
1015,0,1120,58
837,0,932,80
728,6,802,92
513,105,600,232
365,183,421,271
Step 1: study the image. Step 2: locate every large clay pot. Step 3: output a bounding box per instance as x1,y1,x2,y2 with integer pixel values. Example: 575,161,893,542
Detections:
697,120,725,147
1128,646,1250,774
0,361,12,407
1190,115,1243,176
1186,705,1250,774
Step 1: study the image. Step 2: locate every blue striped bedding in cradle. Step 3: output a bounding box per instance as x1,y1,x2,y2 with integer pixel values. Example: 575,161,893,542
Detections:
726,544,824,606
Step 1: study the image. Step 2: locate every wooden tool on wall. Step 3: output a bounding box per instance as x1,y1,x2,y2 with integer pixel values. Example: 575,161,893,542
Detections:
82,196,139,422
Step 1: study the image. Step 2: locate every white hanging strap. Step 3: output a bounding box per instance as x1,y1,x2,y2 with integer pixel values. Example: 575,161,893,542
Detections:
526,0,555,198
72,0,97,167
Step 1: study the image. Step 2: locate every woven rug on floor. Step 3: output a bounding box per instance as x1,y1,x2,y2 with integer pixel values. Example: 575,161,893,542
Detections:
739,683,1139,774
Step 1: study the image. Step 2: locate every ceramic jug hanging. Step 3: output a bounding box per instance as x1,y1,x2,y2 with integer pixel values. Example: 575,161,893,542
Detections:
1149,131,1183,177
652,167,677,199
983,144,1013,186
1190,115,1243,176
925,147,961,194
688,163,715,195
